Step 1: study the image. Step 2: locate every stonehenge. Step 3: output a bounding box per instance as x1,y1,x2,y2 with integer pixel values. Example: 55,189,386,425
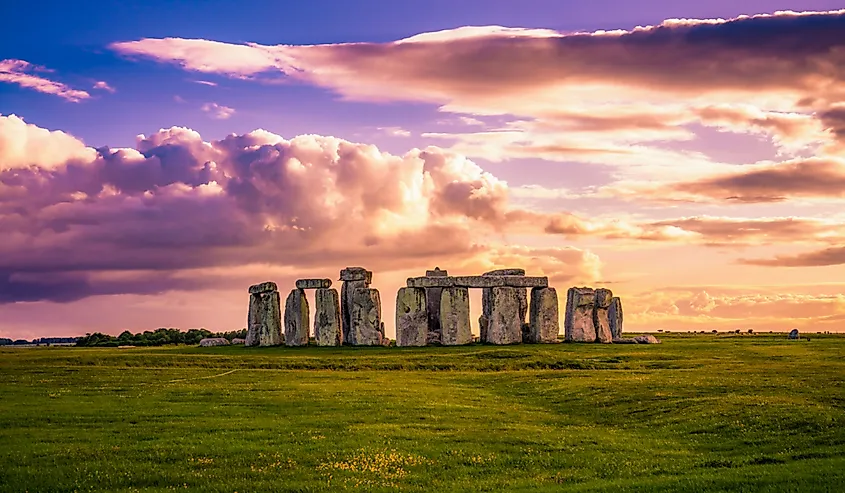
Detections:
244,267,629,348
246,281,282,347
400,270,557,346
564,287,626,343
314,288,342,346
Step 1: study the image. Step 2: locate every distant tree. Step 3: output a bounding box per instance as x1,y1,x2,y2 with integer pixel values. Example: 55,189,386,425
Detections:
0,338,12,346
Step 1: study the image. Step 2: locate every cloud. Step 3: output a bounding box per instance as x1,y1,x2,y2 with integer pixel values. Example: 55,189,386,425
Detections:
93,81,116,93
109,10,845,187
669,158,845,203
110,10,845,110
740,247,845,267
201,102,235,119
0,116,604,303
0,59,90,102
193,80,218,86
378,127,411,137
624,286,845,331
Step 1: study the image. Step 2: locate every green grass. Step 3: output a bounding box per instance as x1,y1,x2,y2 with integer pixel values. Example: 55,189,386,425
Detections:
0,333,843,492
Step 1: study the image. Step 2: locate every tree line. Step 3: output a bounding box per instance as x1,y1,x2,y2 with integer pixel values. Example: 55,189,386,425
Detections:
73,328,247,347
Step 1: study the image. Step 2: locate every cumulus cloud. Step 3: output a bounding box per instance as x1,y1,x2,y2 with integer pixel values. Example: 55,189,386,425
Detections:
201,102,235,119
0,59,90,102
0,115,605,303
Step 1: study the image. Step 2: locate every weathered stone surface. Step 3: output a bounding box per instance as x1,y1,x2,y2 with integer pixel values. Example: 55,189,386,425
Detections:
349,288,384,346
788,328,800,340
295,278,332,289
341,279,369,344
246,290,282,347
314,288,342,346
407,275,547,289
340,267,373,283
284,289,310,347
248,281,278,294
527,287,560,343
439,287,472,345
483,268,526,276
612,338,637,344
199,337,230,347
593,288,613,344
564,287,597,343
484,287,523,345
609,297,624,339
396,287,428,347
478,314,488,342
424,268,447,344
231,338,246,345
633,334,662,344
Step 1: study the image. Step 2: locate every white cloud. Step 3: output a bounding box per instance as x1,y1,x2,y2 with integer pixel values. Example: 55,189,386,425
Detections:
0,59,90,102
201,102,235,119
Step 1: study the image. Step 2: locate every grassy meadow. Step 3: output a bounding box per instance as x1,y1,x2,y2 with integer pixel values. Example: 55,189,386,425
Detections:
0,333,843,492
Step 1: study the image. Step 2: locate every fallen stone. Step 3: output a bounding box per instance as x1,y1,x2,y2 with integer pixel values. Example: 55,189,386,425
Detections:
231,338,246,345
633,334,662,344
396,287,428,347
295,278,332,290
406,275,548,289
284,289,310,346
246,290,283,347
349,288,384,346
609,297,624,340
314,288,342,346
527,287,560,343
564,287,597,343
199,337,230,347
340,267,373,283
484,287,523,345
788,328,799,340
593,288,614,344
248,281,278,295
612,338,638,344
440,287,472,345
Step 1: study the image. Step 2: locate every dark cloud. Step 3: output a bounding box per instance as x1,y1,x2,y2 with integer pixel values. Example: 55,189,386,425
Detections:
670,158,845,202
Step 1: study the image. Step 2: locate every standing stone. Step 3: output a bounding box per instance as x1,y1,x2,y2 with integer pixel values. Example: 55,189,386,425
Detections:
349,288,383,346
609,297,624,340
483,269,528,317
527,287,559,343
484,287,522,345
314,288,342,346
439,287,472,345
246,282,282,347
284,289,309,346
340,267,372,345
565,287,597,343
593,288,613,344
788,328,800,340
396,287,428,347
425,268,448,345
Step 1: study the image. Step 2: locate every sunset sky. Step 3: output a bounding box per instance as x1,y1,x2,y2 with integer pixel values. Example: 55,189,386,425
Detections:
3,0,845,340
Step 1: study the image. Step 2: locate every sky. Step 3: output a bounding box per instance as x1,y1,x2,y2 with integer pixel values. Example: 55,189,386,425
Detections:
2,0,845,340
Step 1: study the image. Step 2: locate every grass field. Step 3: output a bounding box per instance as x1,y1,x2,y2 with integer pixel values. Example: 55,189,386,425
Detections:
1,333,843,492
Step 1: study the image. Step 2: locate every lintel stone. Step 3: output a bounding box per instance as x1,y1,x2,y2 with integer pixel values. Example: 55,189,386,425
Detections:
248,281,278,294
295,278,332,289
406,275,547,289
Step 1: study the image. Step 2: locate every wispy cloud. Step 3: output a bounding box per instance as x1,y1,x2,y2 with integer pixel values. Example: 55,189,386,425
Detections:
201,102,235,119
92,81,116,93
0,59,90,102
193,80,218,86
